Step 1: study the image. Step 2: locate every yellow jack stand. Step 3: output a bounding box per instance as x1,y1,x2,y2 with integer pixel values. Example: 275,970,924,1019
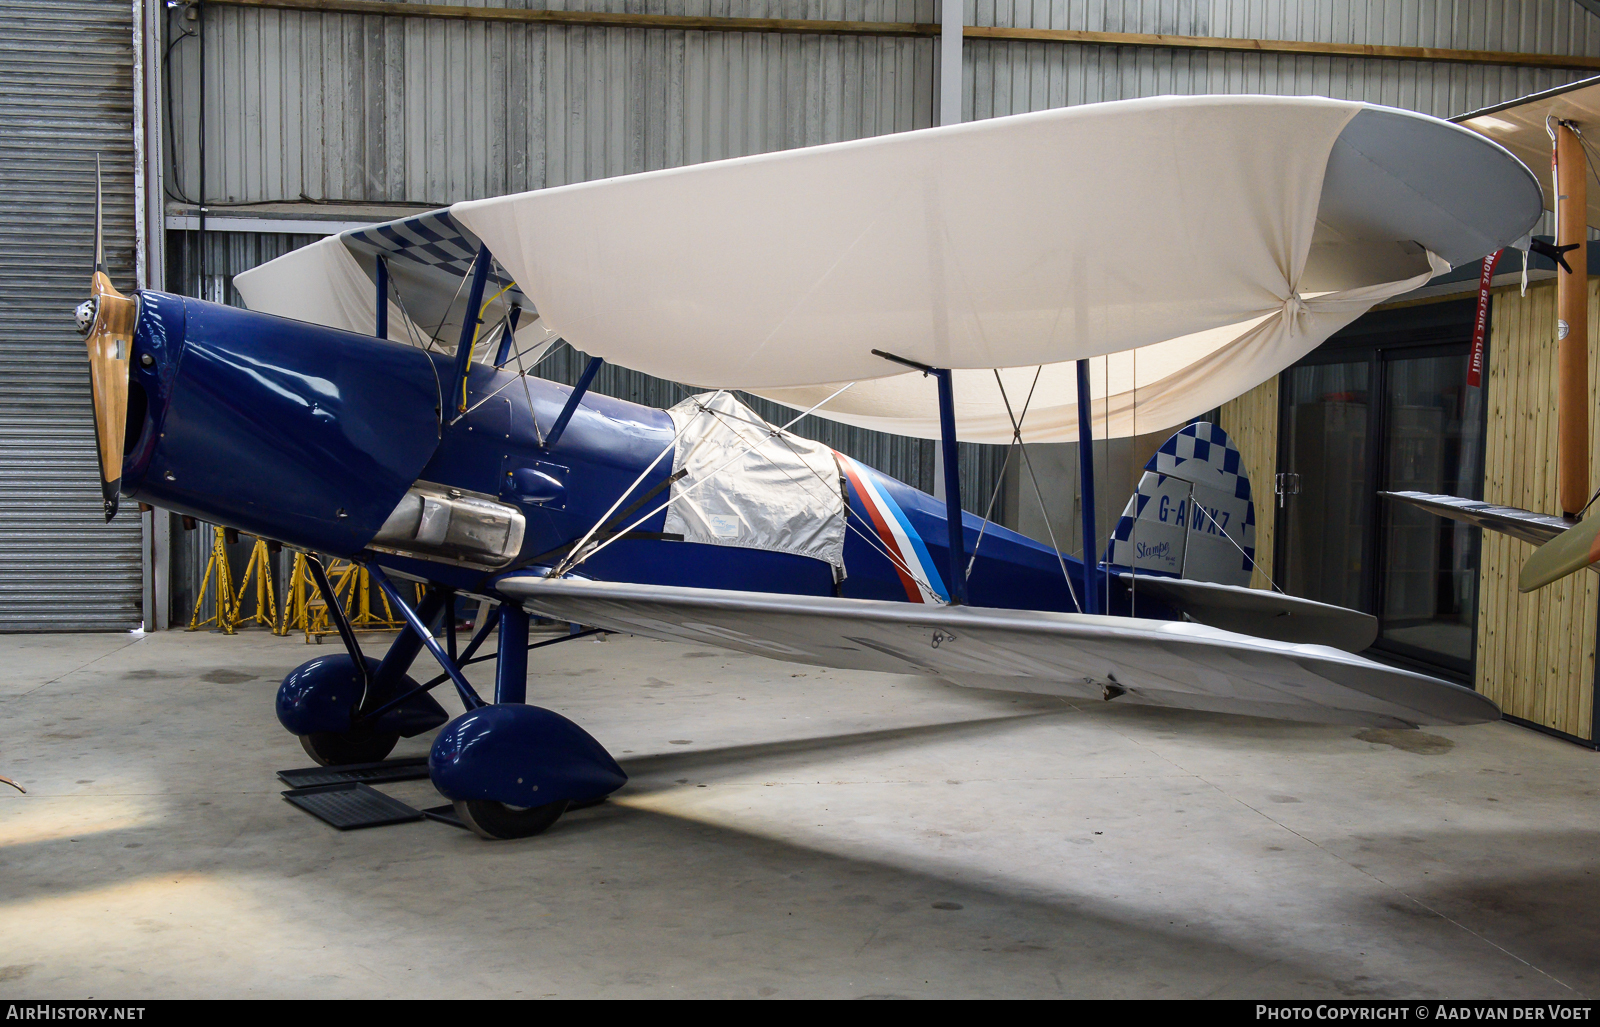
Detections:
281,553,414,643
187,526,238,634
227,536,282,634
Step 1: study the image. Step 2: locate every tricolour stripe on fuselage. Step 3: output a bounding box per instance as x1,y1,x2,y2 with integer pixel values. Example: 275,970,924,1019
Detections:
839,455,948,604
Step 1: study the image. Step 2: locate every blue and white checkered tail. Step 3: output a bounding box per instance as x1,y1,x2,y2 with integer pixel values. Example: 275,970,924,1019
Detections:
1105,421,1257,587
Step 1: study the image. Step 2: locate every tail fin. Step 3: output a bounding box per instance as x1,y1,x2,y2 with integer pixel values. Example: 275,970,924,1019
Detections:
1105,422,1257,586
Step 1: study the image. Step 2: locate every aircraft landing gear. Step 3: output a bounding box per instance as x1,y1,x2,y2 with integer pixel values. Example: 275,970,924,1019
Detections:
452,798,570,840
274,559,450,766
420,601,627,840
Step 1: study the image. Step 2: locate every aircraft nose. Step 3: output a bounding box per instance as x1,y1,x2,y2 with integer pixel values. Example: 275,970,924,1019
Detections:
117,290,187,498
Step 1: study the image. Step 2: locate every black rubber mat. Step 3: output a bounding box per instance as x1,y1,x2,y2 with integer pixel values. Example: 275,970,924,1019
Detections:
282,782,425,830
421,803,468,830
276,756,430,788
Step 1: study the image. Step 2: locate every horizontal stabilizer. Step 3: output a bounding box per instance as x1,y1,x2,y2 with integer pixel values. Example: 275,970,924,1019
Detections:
1380,491,1572,547
498,578,1496,728
1117,574,1377,653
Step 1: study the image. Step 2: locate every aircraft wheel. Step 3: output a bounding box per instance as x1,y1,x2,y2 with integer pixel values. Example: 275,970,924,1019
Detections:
453,798,569,840
298,728,399,767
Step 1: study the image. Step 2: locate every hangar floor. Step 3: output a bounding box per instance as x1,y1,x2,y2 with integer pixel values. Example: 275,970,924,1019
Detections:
0,628,1596,999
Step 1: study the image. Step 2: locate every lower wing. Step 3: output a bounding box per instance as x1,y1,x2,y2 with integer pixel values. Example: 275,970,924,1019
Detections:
497,577,1496,729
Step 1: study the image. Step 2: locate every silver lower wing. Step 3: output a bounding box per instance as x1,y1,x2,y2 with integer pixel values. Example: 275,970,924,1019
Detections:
1118,573,1378,653
1381,491,1572,547
498,578,1497,728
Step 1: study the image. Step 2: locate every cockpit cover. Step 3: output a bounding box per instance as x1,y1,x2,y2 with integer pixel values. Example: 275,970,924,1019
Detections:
662,393,846,576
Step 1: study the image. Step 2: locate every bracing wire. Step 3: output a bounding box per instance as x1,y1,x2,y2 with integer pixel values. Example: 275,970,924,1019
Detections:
1103,355,1111,614
992,369,1083,614
1131,346,1137,615
966,366,1042,575
383,271,446,435
549,391,733,578
1188,501,1285,594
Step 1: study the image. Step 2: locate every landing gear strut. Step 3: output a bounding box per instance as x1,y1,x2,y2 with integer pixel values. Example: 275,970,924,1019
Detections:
276,560,628,838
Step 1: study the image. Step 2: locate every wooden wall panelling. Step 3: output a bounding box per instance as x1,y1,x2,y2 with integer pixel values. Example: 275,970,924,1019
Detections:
1475,279,1597,740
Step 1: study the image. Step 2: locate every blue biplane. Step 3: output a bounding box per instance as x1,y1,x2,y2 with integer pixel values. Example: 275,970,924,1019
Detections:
78,96,1537,838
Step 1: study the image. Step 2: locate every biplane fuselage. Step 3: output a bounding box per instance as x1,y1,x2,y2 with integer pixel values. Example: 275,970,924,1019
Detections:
119,290,1101,616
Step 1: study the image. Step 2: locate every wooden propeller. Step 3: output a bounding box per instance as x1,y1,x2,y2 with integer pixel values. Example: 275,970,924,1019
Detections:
80,156,136,522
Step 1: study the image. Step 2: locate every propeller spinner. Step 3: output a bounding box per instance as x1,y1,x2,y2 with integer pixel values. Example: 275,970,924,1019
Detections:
77,155,137,522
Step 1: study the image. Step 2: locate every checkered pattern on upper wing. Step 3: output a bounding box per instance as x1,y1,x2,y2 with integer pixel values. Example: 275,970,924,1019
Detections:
342,209,529,306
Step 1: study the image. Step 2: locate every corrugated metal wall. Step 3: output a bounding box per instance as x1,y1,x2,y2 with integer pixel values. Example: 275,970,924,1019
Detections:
966,1,1600,120
167,2,937,205
0,0,143,631
168,2,1600,206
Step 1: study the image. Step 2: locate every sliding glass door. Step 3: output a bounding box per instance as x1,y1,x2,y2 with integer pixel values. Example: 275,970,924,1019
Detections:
1376,350,1483,668
1278,361,1371,611
1275,301,1484,680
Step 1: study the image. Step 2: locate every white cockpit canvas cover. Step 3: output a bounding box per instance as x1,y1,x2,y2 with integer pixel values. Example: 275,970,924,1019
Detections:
662,393,847,576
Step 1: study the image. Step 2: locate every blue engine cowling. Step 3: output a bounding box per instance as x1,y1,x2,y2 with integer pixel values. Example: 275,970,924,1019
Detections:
122,292,445,557
429,704,627,806
276,653,449,738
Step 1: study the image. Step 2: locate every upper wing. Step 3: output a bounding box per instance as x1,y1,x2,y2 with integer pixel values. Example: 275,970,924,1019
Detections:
1116,574,1377,653
453,99,1536,442
1381,491,1572,547
233,208,559,358
498,578,1496,729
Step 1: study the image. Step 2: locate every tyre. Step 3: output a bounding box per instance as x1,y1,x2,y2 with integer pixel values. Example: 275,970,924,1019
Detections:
298,728,399,766
453,799,569,840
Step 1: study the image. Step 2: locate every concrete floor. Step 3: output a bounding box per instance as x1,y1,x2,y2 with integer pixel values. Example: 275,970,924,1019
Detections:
0,628,1596,999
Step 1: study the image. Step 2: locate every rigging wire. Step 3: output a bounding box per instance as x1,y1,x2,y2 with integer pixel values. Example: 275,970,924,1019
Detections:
1103,355,1111,614
966,366,1041,574
1131,346,1137,615
990,369,1083,614
549,392,734,579
383,267,447,435
1188,501,1286,595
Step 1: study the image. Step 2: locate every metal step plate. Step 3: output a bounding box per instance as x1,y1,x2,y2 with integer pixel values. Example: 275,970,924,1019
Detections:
276,756,431,789
282,782,425,830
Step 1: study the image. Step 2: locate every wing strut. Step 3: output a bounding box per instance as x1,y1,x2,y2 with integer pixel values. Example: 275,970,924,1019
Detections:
374,257,388,338
545,356,604,448
1076,359,1100,614
871,349,968,605
452,245,493,413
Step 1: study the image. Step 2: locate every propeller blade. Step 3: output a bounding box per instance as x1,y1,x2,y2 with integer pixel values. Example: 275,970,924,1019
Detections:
1518,513,1600,591
79,154,136,522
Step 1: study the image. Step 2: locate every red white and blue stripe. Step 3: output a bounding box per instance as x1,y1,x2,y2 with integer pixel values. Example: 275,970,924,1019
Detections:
837,455,949,604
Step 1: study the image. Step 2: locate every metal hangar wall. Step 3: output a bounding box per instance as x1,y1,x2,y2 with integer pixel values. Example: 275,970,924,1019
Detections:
0,1,148,631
